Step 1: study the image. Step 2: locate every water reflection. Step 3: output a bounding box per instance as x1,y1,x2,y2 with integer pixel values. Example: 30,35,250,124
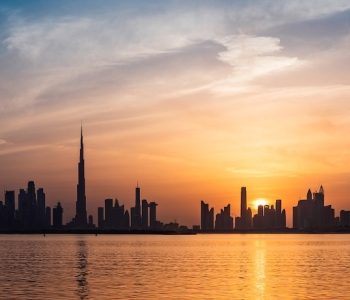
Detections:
76,239,89,300
254,240,266,299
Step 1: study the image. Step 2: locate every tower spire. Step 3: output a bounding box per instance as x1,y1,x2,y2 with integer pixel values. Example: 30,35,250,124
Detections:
75,124,87,227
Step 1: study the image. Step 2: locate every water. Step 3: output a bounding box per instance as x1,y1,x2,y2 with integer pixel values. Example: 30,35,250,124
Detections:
0,234,349,299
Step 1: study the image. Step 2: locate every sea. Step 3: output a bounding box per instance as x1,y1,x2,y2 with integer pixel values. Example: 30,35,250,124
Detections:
0,234,349,299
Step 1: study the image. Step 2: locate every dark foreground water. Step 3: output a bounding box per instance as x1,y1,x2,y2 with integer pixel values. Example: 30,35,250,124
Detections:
0,234,349,299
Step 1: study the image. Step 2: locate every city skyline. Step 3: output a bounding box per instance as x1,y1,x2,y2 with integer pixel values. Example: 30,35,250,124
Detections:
1,125,349,231
1,1,350,227
2,124,350,227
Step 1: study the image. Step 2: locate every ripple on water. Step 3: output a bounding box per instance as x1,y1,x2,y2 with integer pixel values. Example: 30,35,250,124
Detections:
0,234,350,299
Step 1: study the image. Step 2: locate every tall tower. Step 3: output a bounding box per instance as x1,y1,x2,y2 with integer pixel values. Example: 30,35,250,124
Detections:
135,183,141,216
75,125,87,227
240,187,247,229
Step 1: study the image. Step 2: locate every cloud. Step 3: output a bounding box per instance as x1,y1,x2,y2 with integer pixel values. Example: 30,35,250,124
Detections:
0,139,8,145
207,35,301,94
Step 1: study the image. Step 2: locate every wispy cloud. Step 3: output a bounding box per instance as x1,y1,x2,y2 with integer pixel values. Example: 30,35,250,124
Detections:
0,139,9,146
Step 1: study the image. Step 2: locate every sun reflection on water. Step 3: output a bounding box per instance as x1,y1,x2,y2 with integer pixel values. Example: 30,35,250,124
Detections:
254,240,266,300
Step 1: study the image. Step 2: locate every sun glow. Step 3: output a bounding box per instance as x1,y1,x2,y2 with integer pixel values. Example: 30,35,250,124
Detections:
253,199,268,210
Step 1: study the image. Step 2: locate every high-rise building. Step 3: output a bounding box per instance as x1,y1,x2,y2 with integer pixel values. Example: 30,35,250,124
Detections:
27,181,36,229
75,126,87,227
276,200,281,215
200,200,214,230
124,210,130,228
5,191,15,226
113,199,125,229
37,188,45,227
149,202,158,229
240,187,247,229
215,204,233,230
53,202,63,228
142,199,149,228
45,206,51,227
131,184,142,228
18,189,28,229
293,185,332,229
135,183,141,216
5,191,15,215
105,199,113,228
275,199,282,228
246,207,252,229
97,207,104,228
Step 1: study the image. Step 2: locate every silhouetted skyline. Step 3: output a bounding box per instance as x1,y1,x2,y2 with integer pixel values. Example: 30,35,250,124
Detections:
2,127,350,232
0,127,347,232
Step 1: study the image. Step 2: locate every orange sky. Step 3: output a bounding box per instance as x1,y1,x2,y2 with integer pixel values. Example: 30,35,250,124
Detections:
1,1,350,227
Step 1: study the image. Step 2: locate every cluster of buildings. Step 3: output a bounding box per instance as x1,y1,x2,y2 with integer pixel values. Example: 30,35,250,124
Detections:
0,126,172,231
96,185,163,230
236,187,287,230
293,186,350,229
200,201,234,230
0,181,63,230
1,126,350,232
199,187,287,231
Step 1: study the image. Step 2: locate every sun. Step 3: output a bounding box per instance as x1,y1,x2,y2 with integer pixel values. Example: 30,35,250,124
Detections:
253,198,268,210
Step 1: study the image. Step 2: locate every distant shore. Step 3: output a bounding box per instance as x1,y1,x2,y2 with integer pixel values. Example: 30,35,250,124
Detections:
1,228,350,234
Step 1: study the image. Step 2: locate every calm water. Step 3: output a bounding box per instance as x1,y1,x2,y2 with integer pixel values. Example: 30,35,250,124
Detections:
0,234,349,299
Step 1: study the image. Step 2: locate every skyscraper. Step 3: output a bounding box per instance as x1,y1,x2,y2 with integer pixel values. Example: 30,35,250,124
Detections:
131,183,142,228
105,198,113,228
135,183,141,216
75,126,87,227
215,204,233,230
149,202,158,229
200,200,214,230
240,187,247,229
27,181,36,229
53,202,63,228
142,199,149,228
37,188,45,227
45,206,51,227
97,207,104,228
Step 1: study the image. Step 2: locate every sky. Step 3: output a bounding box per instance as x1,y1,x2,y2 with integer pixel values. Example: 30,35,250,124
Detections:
1,0,350,227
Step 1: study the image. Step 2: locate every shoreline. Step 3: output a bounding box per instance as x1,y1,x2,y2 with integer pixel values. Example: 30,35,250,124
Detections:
1,228,350,234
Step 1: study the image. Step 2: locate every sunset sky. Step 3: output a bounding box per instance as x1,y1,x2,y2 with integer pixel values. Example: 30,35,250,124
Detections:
1,1,350,227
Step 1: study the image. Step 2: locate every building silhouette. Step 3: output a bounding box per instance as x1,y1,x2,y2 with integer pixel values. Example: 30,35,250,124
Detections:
88,215,93,226
37,188,46,228
252,200,286,230
53,202,63,228
215,204,233,230
149,202,158,228
27,181,36,229
201,200,214,230
240,187,247,229
293,186,335,229
75,125,87,228
4,191,15,230
97,207,104,228
104,198,113,228
142,199,149,228
124,210,130,228
45,206,51,227
131,184,142,228
113,199,125,229
236,187,252,229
